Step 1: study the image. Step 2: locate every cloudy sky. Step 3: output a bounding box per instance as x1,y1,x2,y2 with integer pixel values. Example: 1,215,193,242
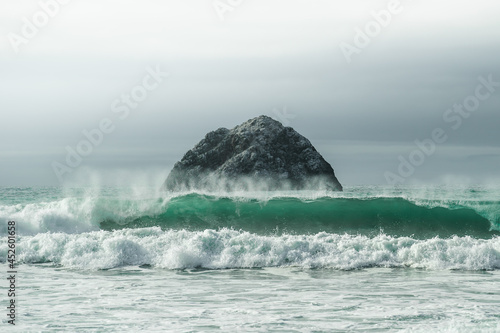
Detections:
1,0,499,186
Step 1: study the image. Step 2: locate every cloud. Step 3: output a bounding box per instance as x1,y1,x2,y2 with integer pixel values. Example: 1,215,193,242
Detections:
1,0,499,185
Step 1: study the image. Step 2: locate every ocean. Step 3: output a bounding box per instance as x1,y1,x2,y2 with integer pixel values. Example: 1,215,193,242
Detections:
1,185,500,332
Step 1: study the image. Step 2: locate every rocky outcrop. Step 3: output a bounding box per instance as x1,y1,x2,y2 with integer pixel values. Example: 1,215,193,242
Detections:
163,115,342,192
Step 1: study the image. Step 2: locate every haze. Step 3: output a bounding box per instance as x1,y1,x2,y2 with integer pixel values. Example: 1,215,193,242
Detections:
1,0,499,186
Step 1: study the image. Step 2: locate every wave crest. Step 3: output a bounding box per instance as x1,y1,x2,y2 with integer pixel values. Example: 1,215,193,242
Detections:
1,188,499,238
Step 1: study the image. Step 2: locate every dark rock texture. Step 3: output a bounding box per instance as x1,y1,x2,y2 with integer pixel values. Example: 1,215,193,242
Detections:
163,115,342,191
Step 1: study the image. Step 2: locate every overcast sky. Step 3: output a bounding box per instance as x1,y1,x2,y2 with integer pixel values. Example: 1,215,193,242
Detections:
1,0,499,186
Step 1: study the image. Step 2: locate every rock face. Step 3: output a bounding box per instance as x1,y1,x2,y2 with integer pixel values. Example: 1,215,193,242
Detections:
163,115,342,192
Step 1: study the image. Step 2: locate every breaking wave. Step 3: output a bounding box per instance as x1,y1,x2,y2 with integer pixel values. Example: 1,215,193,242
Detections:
1,190,499,238
2,186,500,271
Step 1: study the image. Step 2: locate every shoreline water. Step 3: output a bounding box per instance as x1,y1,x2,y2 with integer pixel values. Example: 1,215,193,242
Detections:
1,185,500,331
3,264,499,332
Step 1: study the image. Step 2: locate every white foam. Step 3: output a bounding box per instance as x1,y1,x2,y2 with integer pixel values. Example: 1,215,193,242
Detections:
0,198,98,235
2,228,499,271
0,189,168,235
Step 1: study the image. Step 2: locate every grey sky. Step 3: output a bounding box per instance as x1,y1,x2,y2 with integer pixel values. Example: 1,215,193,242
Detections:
1,0,499,186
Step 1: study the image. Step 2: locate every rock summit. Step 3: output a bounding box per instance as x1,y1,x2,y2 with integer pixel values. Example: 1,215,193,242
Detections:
163,116,342,192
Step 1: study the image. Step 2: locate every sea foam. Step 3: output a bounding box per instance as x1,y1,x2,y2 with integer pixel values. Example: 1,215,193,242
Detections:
2,228,499,271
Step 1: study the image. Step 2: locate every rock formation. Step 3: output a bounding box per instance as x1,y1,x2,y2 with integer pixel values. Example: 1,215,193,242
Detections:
163,115,342,192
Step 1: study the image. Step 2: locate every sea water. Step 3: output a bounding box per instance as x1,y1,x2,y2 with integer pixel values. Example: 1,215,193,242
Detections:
1,185,499,331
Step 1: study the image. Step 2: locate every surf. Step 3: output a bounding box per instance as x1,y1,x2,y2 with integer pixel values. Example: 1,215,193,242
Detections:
100,194,499,239
2,186,499,239
5,227,500,271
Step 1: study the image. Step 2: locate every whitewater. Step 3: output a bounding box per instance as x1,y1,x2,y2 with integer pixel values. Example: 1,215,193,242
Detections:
1,185,500,331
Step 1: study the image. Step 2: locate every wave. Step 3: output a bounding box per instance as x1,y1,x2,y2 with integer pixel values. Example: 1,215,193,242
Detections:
2,228,499,271
100,194,500,239
1,191,499,238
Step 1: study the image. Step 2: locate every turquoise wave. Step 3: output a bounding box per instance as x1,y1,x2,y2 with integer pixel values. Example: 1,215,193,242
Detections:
99,194,500,239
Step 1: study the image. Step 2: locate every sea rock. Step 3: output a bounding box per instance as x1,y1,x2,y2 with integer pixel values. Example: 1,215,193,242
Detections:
163,115,342,192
